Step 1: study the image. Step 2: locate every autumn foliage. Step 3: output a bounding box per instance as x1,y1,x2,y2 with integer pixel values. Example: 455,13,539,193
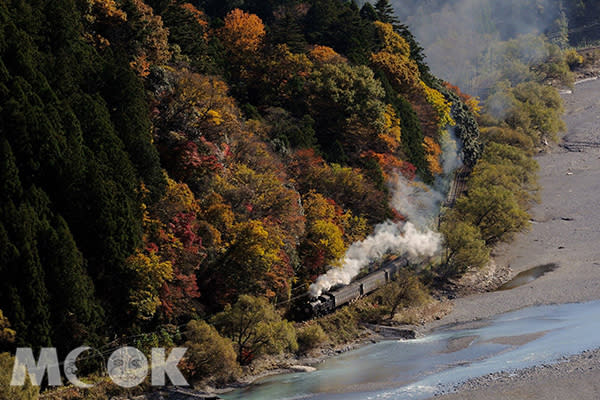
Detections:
180,3,208,28
309,45,346,64
220,9,266,55
0,0,488,369
443,82,482,117
422,137,443,175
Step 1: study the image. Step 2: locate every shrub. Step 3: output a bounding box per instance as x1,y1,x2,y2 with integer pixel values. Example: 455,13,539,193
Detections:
486,81,565,145
0,310,15,351
317,307,360,344
296,323,328,353
455,185,530,245
183,320,240,383
0,353,39,400
351,298,387,324
564,49,583,69
439,217,490,278
481,126,534,155
212,295,298,364
373,270,430,319
134,326,178,357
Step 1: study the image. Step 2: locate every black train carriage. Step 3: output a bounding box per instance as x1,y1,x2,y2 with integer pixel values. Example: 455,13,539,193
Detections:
305,256,409,318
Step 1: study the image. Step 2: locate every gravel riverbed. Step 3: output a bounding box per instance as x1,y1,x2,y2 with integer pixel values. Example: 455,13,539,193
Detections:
424,77,600,399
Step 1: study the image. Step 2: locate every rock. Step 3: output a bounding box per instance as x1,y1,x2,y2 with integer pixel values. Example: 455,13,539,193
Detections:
289,365,317,373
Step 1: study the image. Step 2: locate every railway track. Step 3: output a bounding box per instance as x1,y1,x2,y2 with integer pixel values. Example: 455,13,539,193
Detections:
444,166,469,207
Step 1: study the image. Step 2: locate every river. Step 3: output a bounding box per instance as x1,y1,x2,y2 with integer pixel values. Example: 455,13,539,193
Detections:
223,300,600,400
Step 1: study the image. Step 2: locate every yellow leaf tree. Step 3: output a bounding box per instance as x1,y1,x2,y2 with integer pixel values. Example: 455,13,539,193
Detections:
125,251,173,321
371,22,454,138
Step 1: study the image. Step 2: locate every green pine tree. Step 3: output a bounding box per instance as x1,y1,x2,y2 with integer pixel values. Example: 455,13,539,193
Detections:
374,0,399,25
271,12,308,54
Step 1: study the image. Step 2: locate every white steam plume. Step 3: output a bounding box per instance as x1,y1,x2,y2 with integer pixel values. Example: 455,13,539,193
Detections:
309,221,441,297
391,177,444,230
441,128,463,176
308,128,463,297
391,130,462,228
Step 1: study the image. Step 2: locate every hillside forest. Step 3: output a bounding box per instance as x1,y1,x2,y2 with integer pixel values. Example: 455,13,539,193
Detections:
0,0,583,395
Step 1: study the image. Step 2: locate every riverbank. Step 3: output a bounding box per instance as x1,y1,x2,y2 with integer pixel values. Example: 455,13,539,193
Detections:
423,76,600,399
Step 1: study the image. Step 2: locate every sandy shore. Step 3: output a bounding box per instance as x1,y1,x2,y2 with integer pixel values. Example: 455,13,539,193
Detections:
424,78,600,399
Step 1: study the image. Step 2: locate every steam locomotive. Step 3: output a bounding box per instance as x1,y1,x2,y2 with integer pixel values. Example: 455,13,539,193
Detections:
303,256,410,318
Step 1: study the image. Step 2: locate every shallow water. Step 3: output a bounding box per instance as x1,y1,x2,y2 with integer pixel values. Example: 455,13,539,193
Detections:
222,300,600,400
496,263,558,291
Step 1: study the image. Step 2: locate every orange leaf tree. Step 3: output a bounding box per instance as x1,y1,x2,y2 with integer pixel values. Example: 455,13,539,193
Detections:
308,45,346,65
423,136,443,176
220,9,266,59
